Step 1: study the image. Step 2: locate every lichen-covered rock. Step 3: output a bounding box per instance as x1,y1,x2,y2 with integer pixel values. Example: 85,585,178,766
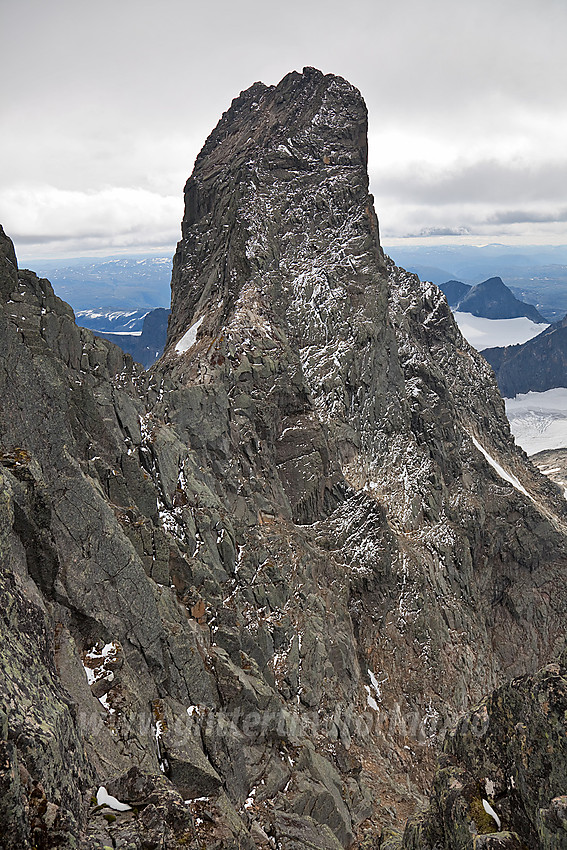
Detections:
399,655,567,849
0,470,95,849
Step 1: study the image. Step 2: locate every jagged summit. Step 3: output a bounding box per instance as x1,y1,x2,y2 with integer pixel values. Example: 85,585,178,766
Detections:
192,67,367,176
167,66,382,354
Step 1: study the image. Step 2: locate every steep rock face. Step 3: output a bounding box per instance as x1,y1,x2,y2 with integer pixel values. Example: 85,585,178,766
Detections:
483,314,567,397
0,228,180,847
167,65,567,721
163,67,567,837
0,68,566,850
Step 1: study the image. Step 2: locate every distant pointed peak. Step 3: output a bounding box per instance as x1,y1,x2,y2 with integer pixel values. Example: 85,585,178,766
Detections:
457,275,546,322
475,276,506,289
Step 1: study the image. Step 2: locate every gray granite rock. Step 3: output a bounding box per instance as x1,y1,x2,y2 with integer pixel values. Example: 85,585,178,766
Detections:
0,68,566,848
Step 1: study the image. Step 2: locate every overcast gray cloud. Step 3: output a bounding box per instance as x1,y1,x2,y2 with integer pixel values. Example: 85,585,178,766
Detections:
376,160,567,206
488,208,567,225
1,0,566,259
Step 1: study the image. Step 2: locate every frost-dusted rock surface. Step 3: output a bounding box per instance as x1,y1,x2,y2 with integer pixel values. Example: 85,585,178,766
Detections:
394,653,567,849
1,68,567,849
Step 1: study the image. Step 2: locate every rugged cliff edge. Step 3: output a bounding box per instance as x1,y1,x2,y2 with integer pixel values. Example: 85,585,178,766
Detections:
0,68,566,849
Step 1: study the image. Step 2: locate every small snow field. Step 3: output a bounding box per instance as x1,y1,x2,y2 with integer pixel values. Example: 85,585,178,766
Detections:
454,312,548,351
175,316,204,354
470,435,530,499
99,330,142,336
96,786,131,811
505,389,567,455
482,799,501,830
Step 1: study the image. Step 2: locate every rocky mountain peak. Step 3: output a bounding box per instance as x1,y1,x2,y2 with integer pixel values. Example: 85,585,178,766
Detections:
456,275,547,323
192,66,368,180
168,66,381,355
1,69,566,850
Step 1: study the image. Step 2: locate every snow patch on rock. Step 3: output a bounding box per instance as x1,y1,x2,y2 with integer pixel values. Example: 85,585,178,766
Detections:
175,316,204,354
470,435,531,499
96,786,131,811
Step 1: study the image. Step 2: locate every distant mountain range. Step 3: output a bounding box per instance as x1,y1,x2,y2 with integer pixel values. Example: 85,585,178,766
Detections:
25,256,173,367
23,252,565,383
25,246,567,323
427,270,567,457
439,276,547,323
76,308,151,333
437,275,549,352
26,255,172,312
386,243,567,321
94,307,170,368
436,276,566,427
483,315,567,397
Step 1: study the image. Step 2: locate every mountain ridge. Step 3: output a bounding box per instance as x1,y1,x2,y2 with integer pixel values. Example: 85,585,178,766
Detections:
438,279,472,307
24,255,172,312
0,68,566,849
483,313,567,397
439,275,547,322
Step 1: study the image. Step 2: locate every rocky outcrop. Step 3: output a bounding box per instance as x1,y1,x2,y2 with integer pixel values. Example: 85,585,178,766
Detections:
483,314,567,397
450,276,546,323
0,67,566,850
390,652,567,849
532,448,567,496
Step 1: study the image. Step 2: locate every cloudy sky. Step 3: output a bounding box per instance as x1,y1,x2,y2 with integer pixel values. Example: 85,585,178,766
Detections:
2,0,566,260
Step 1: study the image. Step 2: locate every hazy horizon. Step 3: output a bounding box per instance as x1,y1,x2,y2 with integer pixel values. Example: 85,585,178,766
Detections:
17,242,567,269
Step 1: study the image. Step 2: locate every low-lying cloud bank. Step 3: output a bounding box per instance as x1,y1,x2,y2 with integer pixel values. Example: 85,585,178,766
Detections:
4,154,567,258
1,185,183,259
